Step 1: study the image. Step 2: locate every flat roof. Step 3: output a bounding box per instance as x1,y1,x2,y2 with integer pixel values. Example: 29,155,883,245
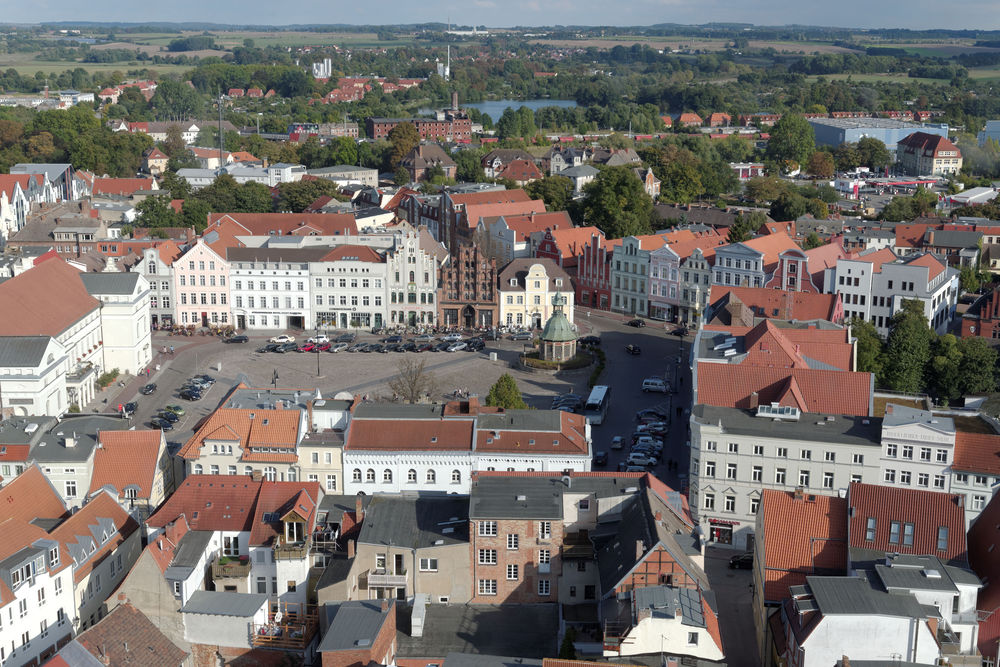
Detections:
318,600,391,652
469,476,564,520
357,495,468,549
396,603,558,659
179,591,267,617
808,117,933,130
693,405,883,447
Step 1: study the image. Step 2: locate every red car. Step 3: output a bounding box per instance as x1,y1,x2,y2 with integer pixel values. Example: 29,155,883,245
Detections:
298,342,316,352
316,342,331,352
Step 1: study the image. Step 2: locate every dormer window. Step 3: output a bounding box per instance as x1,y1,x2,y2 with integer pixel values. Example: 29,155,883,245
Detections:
509,278,517,286
49,547,59,566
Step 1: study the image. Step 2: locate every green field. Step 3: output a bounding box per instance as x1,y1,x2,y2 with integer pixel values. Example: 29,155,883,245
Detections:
0,51,191,77
969,65,1000,81
806,72,945,85
121,30,421,50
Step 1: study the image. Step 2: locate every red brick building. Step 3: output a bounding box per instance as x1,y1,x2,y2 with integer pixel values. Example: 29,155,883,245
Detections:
961,287,1000,341
318,600,397,667
575,233,622,310
437,242,498,328
365,115,472,143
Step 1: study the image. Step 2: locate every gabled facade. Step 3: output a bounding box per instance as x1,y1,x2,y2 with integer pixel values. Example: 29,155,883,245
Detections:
78,272,152,376
498,259,575,329
437,243,497,328
136,241,181,328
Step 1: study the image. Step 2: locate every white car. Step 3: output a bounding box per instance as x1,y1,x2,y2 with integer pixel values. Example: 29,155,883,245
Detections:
447,342,468,352
269,334,295,343
627,453,658,467
441,333,464,342
308,334,330,344
329,342,349,353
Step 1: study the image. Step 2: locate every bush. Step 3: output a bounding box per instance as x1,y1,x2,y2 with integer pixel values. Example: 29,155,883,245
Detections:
67,404,81,413
588,349,607,387
97,368,120,389
522,352,593,371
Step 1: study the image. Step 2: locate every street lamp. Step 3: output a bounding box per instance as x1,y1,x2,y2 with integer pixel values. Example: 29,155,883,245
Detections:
315,346,323,379
272,369,278,389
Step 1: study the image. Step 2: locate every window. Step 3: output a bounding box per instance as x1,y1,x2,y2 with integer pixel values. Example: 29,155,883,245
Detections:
210,465,219,475
974,495,987,510
823,472,834,489
956,473,968,484
54,577,62,595
539,521,552,540
750,497,760,515
383,469,392,483
724,496,735,512
326,475,337,491
726,463,737,479
536,578,552,597
775,469,786,484
18,600,27,617
920,447,932,462
365,469,375,483
799,470,810,487
884,469,896,483
889,521,901,544
426,469,436,484
688,632,699,646
223,536,239,556
407,469,417,483
352,469,362,483
375,554,387,570
478,580,497,596
728,442,739,453
936,449,948,464
49,546,59,567
451,469,461,484
902,523,914,546
753,445,764,456
918,473,929,487
886,443,897,457
752,466,762,482
801,449,811,460
37,588,45,606
703,493,715,510
706,441,717,451
479,521,497,537
507,534,519,550
852,453,864,465
776,447,788,458
65,480,77,497
931,525,950,552
539,550,551,564
507,564,519,580
934,474,945,489
825,451,836,462
705,461,716,478
419,558,438,571
901,445,913,460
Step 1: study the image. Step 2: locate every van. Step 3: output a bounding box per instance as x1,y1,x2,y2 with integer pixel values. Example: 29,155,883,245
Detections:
641,377,669,393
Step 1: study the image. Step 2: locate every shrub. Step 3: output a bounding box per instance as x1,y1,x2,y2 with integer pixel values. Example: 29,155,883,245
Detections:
96,368,120,389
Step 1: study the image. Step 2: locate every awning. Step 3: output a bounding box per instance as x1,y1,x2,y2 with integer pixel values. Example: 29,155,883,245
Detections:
709,519,741,526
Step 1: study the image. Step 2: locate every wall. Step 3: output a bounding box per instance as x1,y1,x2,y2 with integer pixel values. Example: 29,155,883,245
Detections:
611,614,723,661
469,517,563,603
113,550,191,652
182,604,268,649
798,615,938,667
97,278,152,375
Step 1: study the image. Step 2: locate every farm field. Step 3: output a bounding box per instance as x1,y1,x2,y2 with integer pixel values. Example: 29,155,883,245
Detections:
0,51,190,76
805,72,946,85
530,35,859,54
121,30,420,49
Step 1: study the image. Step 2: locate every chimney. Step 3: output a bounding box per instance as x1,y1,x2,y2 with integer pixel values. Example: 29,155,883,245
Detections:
451,91,459,111
381,599,389,612
251,470,263,482
654,511,663,522
794,487,804,501
885,404,894,415
347,539,355,559
356,493,364,518
843,656,851,667
467,394,480,413
749,392,759,410
64,435,76,448
636,539,645,560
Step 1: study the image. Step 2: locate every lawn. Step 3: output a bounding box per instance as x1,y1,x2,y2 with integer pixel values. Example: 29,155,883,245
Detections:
873,395,927,417
0,51,191,77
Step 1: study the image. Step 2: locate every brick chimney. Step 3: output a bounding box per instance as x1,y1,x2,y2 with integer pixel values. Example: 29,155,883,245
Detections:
356,493,364,518
467,395,480,414
794,487,804,501
749,392,759,410
347,539,355,558
381,599,389,612
636,539,645,560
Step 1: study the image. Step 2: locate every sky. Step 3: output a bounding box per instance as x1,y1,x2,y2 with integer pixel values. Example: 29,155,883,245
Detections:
6,0,1000,31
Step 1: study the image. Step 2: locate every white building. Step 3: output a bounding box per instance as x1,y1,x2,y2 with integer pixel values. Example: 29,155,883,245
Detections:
498,259,575,330
310,245,388,331
384,229,446,327
229,247,320,331
604,587,724,661
135,244,180,329
79,272,152,376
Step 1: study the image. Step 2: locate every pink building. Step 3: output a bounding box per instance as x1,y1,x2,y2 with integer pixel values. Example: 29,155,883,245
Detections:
172,239,230,327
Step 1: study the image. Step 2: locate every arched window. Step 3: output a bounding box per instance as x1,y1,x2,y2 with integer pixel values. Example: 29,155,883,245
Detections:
383,469,393,483
451,469,461,484
193,464,203,475
409,271,415,282
352,468,362,483
366,468,376,483
426,469,436,484
407,469,417,483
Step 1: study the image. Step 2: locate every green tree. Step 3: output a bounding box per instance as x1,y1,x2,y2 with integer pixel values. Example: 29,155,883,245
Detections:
162,124,186,158
559,627,577,660
726,210,768,244
135,194,178,228
580,166,654,239
882,299,934,394
959,265,981,293
179,198,212,233
233,181,273,212
485,373,528,410
453,150,486,183
803,232,824,250
276,179,348,213
394,167,411,186
770,192,808,221
833,142,861,171
766,114,815,170
660,161,703,204
743,176,787,204
526,175,574,212
806,151,834,178
856,137,892,170
850,317,884,379
927,334,963,404
958,337,998,395
388,122,420,168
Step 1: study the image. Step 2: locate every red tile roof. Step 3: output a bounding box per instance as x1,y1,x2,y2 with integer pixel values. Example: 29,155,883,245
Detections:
969,494,1000,657
497,159,543,182
894,224,935,249
474,412,589,455
320,245,385,263
678,112,702,125
92,177,156,197
0,174,31,199
50,492,139,584
147,476,263,532
73,603,188,666
0,258,100,337
703,320,854,370
953,431,1000,476
847,482,967,565
346,419,474,451
847,247,898,272
146,516,191,574
177,408,301,460
0,465,68,554
248,483,321,547
540,226,603,261
898,131,961,158
464,200,547,229
88,430,163,499
741,232,802,272
448,189,532,207
206,212,358,238
500,211,572,242
155,239,182,265
708,286,840,323
905,253,946,281
761,489,847,601
696,364,871,415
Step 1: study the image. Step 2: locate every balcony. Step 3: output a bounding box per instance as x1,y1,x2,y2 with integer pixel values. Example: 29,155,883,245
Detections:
212,556,251,580
365,569,407,588
251,603,319,650
274,536,310,561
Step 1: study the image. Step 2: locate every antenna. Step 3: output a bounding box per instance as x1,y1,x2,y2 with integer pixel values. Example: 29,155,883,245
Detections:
218,90,224,171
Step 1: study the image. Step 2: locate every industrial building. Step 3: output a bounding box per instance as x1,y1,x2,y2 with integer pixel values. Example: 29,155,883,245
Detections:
808,117,949,149
979,120,1000,147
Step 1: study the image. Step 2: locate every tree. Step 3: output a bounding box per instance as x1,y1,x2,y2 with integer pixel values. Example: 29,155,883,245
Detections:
485,373,528,409
387,122,420,168
803,232,824,250
726,210,768,244
769,192,808,221
660,161,703,204
743,176,787,204
526,175,574,212
388,358,438,404
453,150,486,182
856,137,892,170
135,195,178,228
850,317,884,379
960,265,981,293
927,334,963,404
882,299,934,393
806,151,834,179
559,627,577,660
394,167,411,186
580,166,654,239
958,337,998,395
162,125,186,158
276,179,348,213
766,114,815,169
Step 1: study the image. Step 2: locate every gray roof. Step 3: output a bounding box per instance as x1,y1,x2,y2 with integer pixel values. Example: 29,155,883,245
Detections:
693,405,883,448
476,409,562,433
54,640,105,667
0,417,57,446
874,562,958,593
316,553,354,590
11,163,72,180
808,117,928,130
179,591,267,617
223,387,320,411
442,654,543,667
469,476,564,520
225,247,334,263
806,576,937,618
357,495,468,549
634,585,706,628
318,600,392,652
882,404,955,434
557,165,599,178
924,229,983,248
0,336,53,367
352,402,446,420
78,272,141,296
310,165,377,175
396,603,558,659
164,530,214,580
30,415,131,463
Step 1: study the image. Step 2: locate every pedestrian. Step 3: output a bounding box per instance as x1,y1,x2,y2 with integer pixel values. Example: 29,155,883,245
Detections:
169,346,174,355
146,368,150,378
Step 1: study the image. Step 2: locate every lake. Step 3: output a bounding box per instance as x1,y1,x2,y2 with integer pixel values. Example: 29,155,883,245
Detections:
420,99,578,120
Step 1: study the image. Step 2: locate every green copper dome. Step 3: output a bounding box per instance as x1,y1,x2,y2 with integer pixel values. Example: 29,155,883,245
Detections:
541,294,576,343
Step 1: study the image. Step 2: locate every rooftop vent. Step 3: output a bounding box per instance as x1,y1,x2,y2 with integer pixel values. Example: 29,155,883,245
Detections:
923,569,942,579
516,494,527,502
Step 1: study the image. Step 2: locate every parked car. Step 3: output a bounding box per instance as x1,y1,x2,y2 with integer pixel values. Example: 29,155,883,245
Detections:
336,333,356,343
625,344,641,355
509,331,533,341
257,343,280,353
276,342,298,353
224,335,249,344
368,344,384,353
158,410,180,423
636,408,668,421
402,342,417,352
384,335,403,344
416,343,434,353
434,342,451,352
316,343,332,352
149,417,174,431
329,343,349,353
610,436,625,450
441,333,464,342
578,335,601,346
308,334,330,344
466,339,485,351
347,343,367,352
642,377,669,393
447,342,468,352
729,552,754,570
484,329,502,341
139,383,157,395
193,374,215,385
593,451,609,466
187,378,211,390
627,453,657,467
414,334,435,344
164,404,186,416
269,334,295,343
627,319,645,328
672,326,689,337
179,389,202,401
